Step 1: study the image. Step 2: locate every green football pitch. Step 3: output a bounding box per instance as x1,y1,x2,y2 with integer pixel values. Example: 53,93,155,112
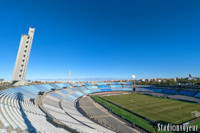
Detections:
102,93,200,124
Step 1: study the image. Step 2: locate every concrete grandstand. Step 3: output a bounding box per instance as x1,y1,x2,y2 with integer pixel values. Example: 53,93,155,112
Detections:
0,82,137,133
0,81,200,133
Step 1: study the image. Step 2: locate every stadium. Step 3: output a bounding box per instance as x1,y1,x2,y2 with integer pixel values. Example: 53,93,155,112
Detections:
1,25,200,133
1,1,200,133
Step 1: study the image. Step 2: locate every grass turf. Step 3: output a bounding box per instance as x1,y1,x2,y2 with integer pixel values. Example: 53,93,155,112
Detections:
190,120,200,130
102,93,200,125
92,95,155,132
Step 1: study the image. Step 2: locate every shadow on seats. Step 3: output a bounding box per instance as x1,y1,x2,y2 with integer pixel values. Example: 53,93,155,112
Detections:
17,92,37,132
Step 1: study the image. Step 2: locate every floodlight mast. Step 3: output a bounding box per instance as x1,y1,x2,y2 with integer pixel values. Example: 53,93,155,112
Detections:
132,75,136,93
68,71,71,82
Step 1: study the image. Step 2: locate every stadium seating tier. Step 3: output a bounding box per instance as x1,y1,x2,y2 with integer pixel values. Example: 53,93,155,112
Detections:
0,82,199,133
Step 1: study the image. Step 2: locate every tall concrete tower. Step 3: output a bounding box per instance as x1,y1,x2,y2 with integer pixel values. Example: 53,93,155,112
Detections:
12,27,35,86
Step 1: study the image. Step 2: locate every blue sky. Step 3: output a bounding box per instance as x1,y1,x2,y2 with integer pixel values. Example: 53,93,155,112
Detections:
0,0,200,81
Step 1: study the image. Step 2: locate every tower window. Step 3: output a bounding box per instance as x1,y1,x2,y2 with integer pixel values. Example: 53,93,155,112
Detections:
23,55,26,57
20,69,22,72
21,64,23,67
27,36,30,39
26,41,29,43
25,45,28,48
19,75,21,78
24,50,27,52
22,59,25,62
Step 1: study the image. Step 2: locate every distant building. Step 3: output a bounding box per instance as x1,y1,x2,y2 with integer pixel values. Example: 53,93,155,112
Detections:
12,27,35,86
188,74,199,81
0,78,4,84
153,78,157,82
147,79,151,82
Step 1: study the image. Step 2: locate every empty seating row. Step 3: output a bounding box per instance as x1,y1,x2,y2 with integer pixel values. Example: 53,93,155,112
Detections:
0,91,68,132
84,83,94,86
179,90,197,96
136,88,153,92
162,89,197,97
71,83,81,87
86,86,98,90
110,85,122,88
151,89,163,93
109,82,120,85
77,86,87,91
83,82,131,86
79,97,133,133
0,83,71,133
123,84,132,88
42,88,113,133
98,85,110,89
97,82,106,85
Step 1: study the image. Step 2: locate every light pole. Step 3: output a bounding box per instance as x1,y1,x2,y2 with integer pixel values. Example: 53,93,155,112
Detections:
68,71,71,82
132,75,136,93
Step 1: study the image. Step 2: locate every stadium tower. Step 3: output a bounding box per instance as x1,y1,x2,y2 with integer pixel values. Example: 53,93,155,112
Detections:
12,27,35,86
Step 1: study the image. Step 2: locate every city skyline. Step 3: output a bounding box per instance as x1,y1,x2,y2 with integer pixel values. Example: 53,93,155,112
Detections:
0,0,200,81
